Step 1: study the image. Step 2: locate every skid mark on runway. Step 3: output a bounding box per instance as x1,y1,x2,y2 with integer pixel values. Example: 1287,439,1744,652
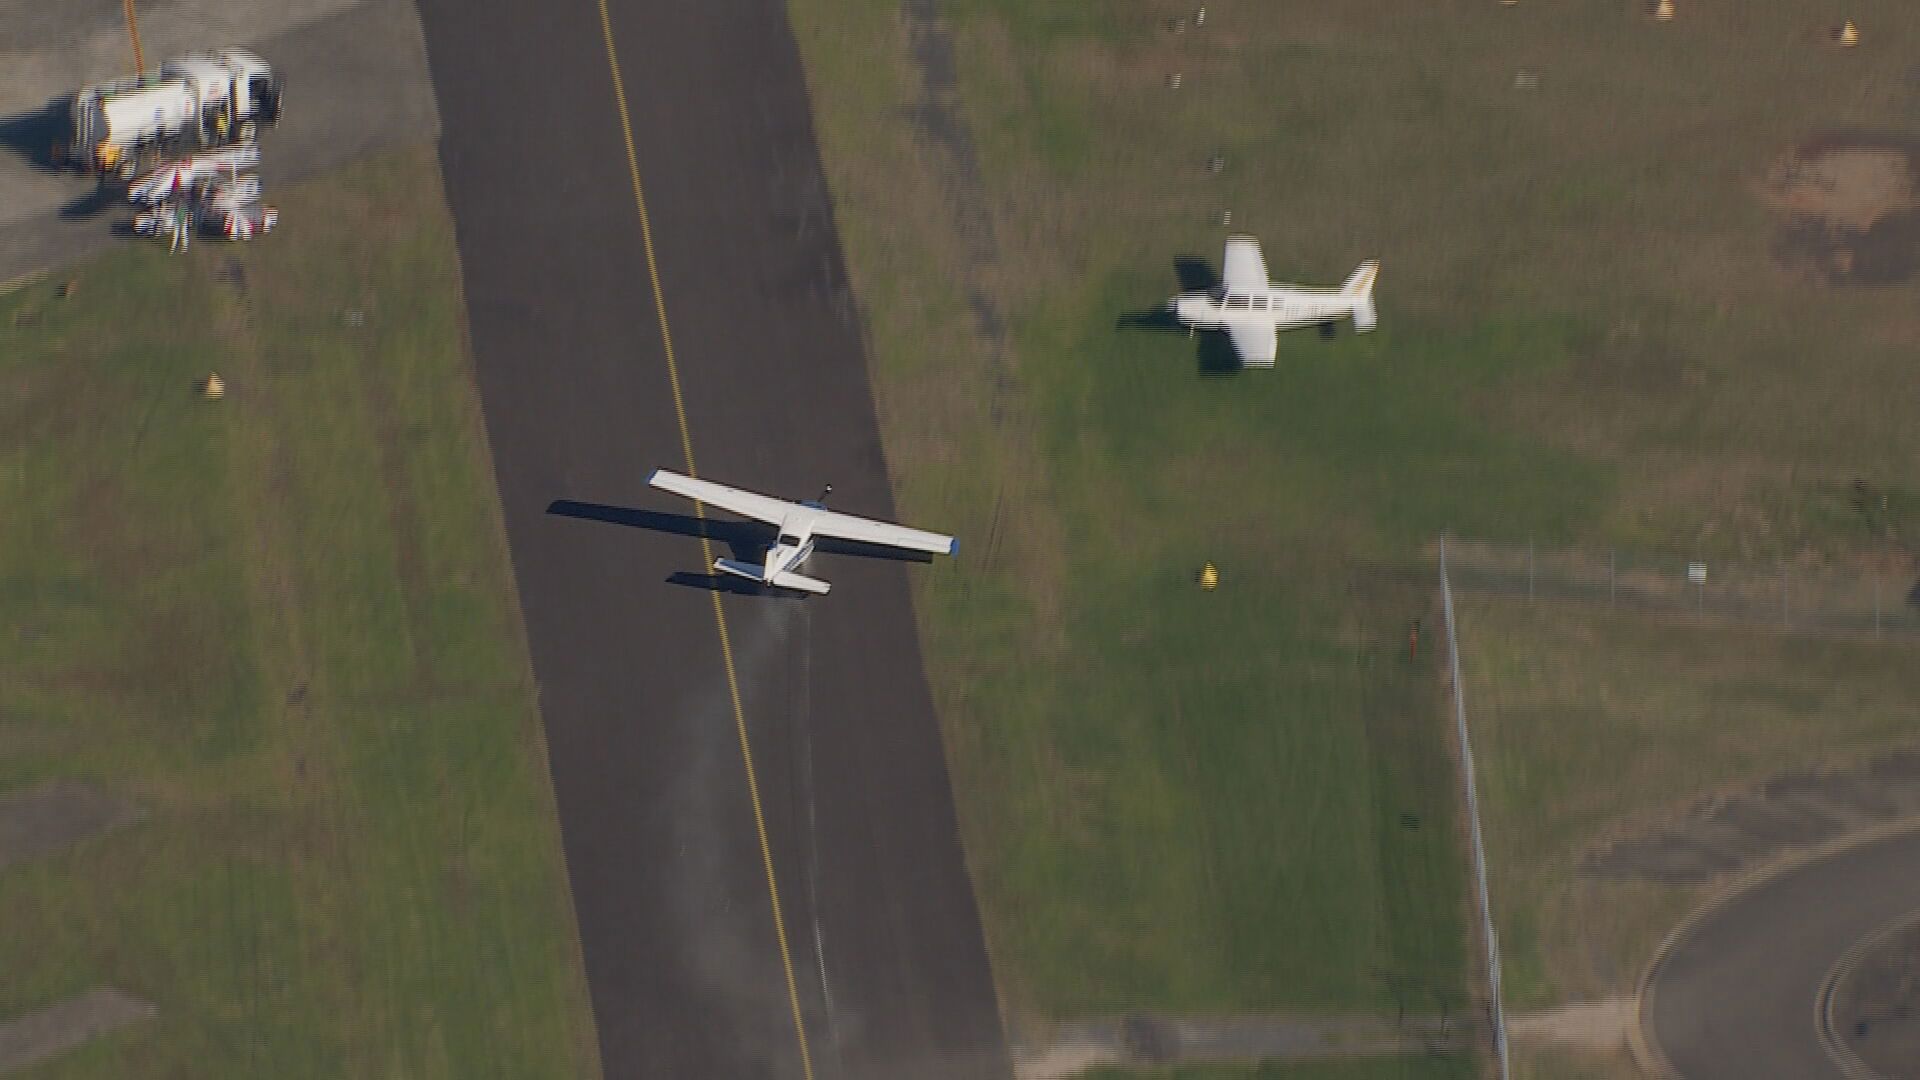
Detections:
665,606,814,1075
776,601,850,1072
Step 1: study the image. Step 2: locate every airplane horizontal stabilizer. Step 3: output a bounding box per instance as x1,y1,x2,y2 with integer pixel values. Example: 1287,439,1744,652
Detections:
1352,300,1377,332
713,558,832,595
1343,260,1379,332
714,558,765,582
770,570,832,595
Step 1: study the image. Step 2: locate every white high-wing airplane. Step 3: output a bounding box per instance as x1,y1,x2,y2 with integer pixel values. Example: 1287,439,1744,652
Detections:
1168,236,1378,367
648,469,957,595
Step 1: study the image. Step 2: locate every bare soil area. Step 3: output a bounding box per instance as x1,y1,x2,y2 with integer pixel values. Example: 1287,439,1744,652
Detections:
0,779,143,872
1508,997,1634,1051
1585,747,1920,885
0,988,154,1073
1765,135,1920,285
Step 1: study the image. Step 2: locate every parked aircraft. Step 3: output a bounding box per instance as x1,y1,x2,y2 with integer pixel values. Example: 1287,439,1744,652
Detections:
1168,236,1377,366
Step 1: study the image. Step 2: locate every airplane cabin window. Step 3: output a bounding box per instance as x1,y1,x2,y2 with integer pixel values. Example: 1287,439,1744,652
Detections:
1252,297,1270,310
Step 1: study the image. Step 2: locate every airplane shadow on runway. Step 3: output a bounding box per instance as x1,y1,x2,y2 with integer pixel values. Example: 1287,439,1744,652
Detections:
547,499,933,597
1116,255,1341,377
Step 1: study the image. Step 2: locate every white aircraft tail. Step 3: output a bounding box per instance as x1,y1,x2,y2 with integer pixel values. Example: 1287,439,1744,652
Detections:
714,558,831,595
1342,260,1379,332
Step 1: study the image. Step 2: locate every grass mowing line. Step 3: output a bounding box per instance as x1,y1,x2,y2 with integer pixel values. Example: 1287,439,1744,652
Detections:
0,269,48,297
591,4,815,1078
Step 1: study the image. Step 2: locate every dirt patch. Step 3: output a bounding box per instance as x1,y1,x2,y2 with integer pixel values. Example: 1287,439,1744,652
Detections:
1584,748,1920,885
1508,998,1634,1050
1009,1012,1475,1077
1763,134,1920,285
0,780,144,872
0,987,154,1072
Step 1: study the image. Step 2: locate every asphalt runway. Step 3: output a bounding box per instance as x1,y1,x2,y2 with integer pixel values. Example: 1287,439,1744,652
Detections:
412,1,1009,1077
1645,825,1920,1079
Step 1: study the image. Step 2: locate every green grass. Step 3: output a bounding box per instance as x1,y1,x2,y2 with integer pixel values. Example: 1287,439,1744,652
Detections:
787,0,1920,1052
0,149,598,1077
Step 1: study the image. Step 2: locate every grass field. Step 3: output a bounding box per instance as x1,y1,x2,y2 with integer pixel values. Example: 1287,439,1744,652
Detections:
0,149,599,1077
789,0,1920,1061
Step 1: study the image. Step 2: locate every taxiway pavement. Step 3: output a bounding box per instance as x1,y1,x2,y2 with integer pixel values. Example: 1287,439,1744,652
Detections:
1647,825,1920,1078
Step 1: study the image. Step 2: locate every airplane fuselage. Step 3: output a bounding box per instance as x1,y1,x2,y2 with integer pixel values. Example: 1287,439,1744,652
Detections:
763,525,817,583
1170,286,1358,334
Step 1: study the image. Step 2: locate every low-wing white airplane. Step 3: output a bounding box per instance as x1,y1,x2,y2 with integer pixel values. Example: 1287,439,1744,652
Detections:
648,469,957,595
1168,236,1378,367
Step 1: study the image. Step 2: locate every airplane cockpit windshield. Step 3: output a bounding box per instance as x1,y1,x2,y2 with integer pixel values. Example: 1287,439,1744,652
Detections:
778,533,805,548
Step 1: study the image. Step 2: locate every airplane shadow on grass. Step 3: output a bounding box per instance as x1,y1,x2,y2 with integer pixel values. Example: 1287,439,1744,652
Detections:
1116,255,1341,376
546,499,933,597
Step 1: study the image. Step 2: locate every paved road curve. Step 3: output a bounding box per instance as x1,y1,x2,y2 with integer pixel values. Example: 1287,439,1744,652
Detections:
413,0,1010,1077
1646,826,1920,1079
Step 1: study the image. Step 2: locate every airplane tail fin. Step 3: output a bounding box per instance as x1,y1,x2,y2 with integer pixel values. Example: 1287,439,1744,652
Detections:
1342,260,1379,332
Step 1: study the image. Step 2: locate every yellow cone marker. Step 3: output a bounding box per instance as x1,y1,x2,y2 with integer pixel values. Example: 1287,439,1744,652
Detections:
203,373,225,400
1653,0,1675,19
1199,562,1219,590
1836,20,1859,46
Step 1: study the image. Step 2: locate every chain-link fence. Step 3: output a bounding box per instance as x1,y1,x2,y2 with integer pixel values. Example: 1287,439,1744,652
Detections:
1437,538,1509,1080
1441,538,1920,639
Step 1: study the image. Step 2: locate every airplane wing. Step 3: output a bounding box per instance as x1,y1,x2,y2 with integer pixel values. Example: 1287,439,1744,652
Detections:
1221,235,1269,292
649,469,794,526
1226,323,1277,367
805,508,958,557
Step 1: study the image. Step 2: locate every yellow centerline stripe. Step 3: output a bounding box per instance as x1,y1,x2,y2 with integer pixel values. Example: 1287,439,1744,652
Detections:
592,4,817,1079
